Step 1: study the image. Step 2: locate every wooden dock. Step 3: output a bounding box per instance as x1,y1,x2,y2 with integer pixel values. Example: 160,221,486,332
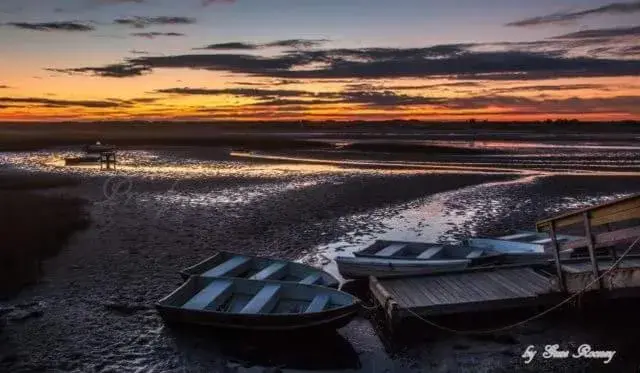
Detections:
369,193,640,328
370,266,560,321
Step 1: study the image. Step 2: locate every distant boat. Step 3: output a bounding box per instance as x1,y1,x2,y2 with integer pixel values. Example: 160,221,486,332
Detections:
336,256,471,279
84,141,116,154
64,155,100,166
180,251,340,288
156,277,360,331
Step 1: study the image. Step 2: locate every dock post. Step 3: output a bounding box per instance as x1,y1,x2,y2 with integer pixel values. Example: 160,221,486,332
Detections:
583,212,602,289
605,223,617,261
99,151,117,171
550,221,566,292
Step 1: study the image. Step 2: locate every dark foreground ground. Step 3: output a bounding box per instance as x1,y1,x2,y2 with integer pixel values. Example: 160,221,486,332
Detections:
1,145,640,373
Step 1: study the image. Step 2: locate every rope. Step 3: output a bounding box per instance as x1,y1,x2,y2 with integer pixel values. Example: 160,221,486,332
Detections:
394,236,640,335
360,302,383,311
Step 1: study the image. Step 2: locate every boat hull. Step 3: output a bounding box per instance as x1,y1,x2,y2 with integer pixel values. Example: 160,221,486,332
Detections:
336,256,470,279
64,156,99,166
157,277,360,332
157,303,359,332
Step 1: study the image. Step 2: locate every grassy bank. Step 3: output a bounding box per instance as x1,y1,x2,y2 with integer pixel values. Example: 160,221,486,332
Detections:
0,174,89,298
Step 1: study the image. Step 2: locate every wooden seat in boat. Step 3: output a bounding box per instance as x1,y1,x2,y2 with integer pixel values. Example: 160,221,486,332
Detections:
250,262,287,280
466,249,484,259
300,273,322,285
531,238,553,244
305,294,330,313
240,284,281,314
202,256,251,278
183,280,232,310
376,244,407,257
416,246,443,259
499,232,538,240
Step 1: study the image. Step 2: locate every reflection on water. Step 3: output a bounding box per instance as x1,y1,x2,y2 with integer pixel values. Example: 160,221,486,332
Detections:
300,174,633,282
299,177,532,281
431,140,640,151
150,180,322,206
234,151,640,177
2,141,640,179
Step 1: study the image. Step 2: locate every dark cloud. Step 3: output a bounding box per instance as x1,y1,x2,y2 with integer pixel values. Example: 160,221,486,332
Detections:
131,32,185,39
155,86,440,108
0,97,123,108
6,21,94,32
47,64,151,78
197,42,258,50
341,91,441,106
49,38,640,81
152,81,640,114
231,81,270,86
621,45,640,55
248,99,338,107
491,84,607,94
552,25,640,39
0,95,160,111
130,50,150,55
507,1,640,27
264,39,329,49
444,95,640,114
196,39,328,50
156,87,313,98
0,85,10,89
202,0,236,6
114,16,196,29
346,82,482,91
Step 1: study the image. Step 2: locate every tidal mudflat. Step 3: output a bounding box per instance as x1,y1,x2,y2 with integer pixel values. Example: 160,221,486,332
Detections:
1,142,640,373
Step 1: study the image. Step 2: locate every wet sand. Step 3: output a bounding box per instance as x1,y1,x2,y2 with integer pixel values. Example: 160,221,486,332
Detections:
1,145,640,373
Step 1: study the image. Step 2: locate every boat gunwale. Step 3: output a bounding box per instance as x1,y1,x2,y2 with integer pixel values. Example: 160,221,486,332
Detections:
354,239,504,261
336,256,472,266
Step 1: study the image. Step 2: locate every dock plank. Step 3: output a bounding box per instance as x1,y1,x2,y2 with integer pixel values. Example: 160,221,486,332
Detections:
374,267,557,317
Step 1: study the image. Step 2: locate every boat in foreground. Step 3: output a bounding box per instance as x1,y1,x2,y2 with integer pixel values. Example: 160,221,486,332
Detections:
180,251,339,288
157,277,360,331
336,256,471,279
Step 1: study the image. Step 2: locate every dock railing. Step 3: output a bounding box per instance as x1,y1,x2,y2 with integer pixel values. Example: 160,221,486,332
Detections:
536,193,640,292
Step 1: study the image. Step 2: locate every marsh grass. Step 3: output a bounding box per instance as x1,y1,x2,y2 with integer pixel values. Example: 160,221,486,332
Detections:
0,174,89,298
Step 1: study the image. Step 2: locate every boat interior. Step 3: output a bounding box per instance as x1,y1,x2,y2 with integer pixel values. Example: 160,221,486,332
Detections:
161,277,354,315
359,241,493,260
183,253,335,287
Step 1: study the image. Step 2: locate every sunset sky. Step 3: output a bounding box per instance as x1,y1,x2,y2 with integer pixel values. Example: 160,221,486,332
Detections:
0,0,639,121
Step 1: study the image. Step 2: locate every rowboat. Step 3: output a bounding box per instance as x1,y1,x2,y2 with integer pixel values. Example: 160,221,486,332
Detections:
180,251,340,288
156,277,360,331
354,240,503,264
335,256,471,279
466,231,581,262
64,155,100,166
84,142,116,153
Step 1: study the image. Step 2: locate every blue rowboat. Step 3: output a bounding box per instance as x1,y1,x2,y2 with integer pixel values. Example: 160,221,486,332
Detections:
180,251,340,288
156,277,360,332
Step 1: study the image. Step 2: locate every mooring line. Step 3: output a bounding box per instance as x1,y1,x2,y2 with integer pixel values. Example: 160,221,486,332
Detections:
388,236,640,335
